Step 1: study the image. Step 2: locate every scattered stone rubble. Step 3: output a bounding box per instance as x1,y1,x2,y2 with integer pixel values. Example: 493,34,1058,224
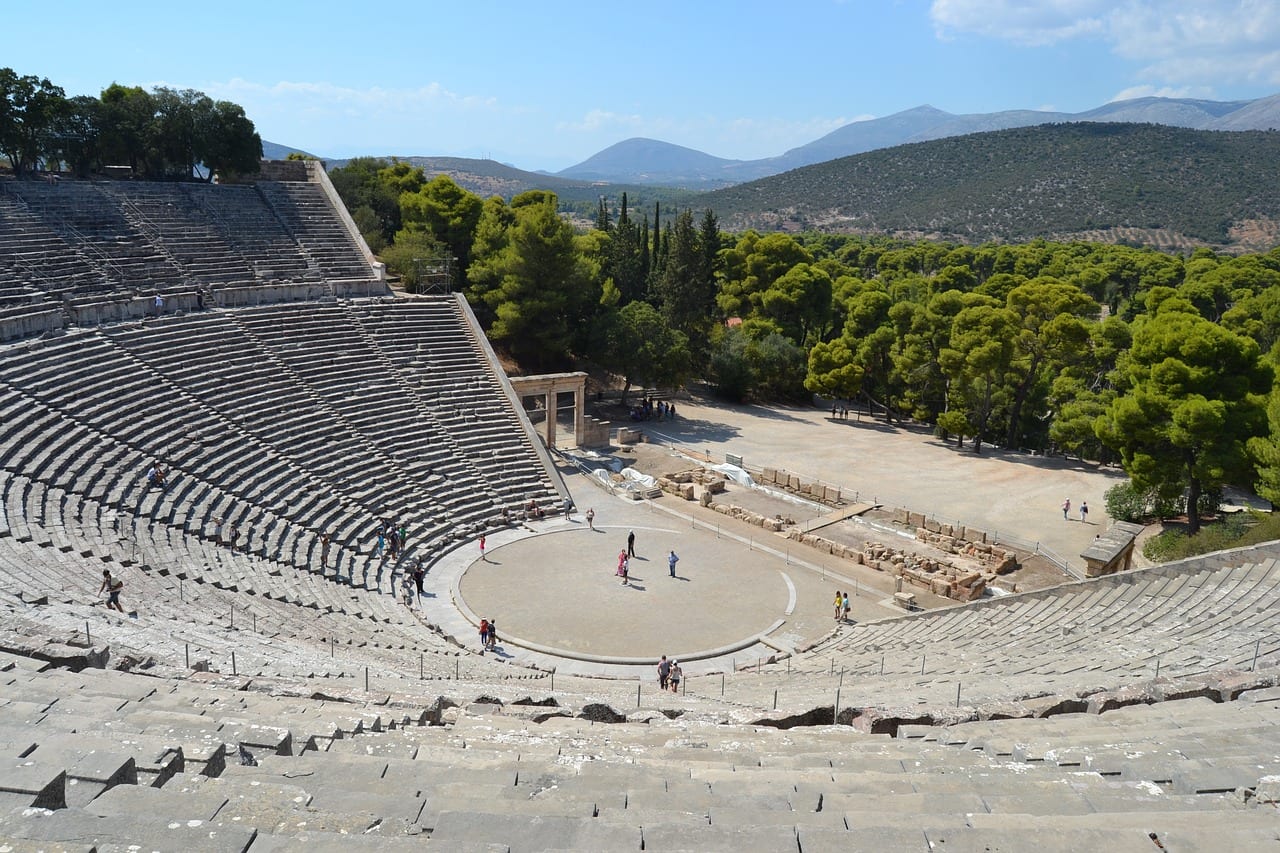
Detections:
656,468,1020,604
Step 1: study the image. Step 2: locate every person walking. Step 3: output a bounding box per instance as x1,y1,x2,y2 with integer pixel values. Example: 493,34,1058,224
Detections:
657,655,670,690
834,591,844,620
412,559,426,601
627,530,636,558
620,554,630,586
842,591,851,622
586,508,595,531
478,619,489,652
1062,498,1071,520
99,569,125,613
668,550,679,578
479,535,487,562
669,660,682,693
1080,501,1089,523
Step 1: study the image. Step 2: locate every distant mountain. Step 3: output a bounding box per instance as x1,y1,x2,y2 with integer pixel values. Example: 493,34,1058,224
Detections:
559,138,744,187
699,123,1280,252
324,155,590,198
564,94,1280,187
1210,93,1280,130
319,154,704,225
260,140,316,160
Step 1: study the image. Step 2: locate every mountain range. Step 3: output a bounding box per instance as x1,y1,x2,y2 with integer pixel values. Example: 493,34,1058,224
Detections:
556,94,1280,187
698,122,1280,252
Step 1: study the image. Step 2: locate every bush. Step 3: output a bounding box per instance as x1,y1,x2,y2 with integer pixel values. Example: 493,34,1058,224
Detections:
1140,511,1264,563
1104,482,1147,523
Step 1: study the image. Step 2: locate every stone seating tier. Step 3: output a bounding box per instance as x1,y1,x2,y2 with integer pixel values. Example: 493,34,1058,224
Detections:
0,178,376,299
1,650,1277,850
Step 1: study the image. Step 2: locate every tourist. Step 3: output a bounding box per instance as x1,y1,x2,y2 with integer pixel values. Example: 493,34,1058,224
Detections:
213,517,224,545
1080,501,1089,523
834,591,844,620
1062,498,1071,520
100,569,124,613
374,527,385,558
478,619,489,652
563,498,573,518
658,655,670,690
669,660,682,693
487,619,498,650
479,535,487,562
586,507,595,530
627,530,636,558
668,550,679,578
412,559,426,600
319,533,330,571
842,591,851,622
621,554,630,586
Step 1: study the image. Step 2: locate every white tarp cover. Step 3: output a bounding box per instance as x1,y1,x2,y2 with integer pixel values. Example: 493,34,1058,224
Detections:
708,463,754,488
620,467,657,488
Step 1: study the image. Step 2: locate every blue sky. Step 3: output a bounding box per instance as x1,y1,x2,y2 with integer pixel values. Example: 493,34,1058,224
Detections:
12,1,1280,171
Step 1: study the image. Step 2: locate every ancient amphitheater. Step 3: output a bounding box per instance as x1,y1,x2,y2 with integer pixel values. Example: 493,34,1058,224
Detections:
0,160,1277,851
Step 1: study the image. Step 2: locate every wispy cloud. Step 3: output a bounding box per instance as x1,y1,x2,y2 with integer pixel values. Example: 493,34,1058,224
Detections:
203,78,502,113
931,0,1280,87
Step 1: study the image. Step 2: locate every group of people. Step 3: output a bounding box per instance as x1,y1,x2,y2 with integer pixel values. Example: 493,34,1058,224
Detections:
1061,499,1089,523
833,590,851,622
373,517,409,559
656,655,682,692
478,617,499,652
628,397,677,422
830,404,852,420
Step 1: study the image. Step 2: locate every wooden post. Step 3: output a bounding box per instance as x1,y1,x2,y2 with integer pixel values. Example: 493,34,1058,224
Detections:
231,651,236,676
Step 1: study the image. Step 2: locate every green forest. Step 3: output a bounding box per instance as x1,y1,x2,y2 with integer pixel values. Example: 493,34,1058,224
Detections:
701,123,1280,250
0,67,261,180
334,157,1280,534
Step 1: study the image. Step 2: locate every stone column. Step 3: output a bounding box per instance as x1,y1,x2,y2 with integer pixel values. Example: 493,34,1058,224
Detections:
544,390,556,447
574,382,585,447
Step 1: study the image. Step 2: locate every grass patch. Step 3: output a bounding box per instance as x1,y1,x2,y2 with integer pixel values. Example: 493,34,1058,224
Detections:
1141,511,1280,562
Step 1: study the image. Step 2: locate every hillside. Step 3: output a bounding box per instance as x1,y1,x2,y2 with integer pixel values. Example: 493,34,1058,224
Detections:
558,94,1280,187
322,154,702,223
559,138,743,187
699,123,1280,251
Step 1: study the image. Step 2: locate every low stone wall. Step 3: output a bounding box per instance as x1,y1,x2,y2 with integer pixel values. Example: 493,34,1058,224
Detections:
0,307,63,341
69,293,200,326
893,508,1018,575
580,416,611,448
215,282,329,307
657,468,727,503
784,529,989,602
759,467,842,505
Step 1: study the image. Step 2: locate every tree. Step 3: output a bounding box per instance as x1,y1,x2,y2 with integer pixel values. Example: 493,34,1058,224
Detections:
0,69,65,174
198,99,261,180
98,83,156,175
805,337,863,401
466,192,599,369
1097,300,1271,534
600,301,690,404
399,175,482,285
939,304,1018,453
1002,277,1095,448
758,262,832,345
